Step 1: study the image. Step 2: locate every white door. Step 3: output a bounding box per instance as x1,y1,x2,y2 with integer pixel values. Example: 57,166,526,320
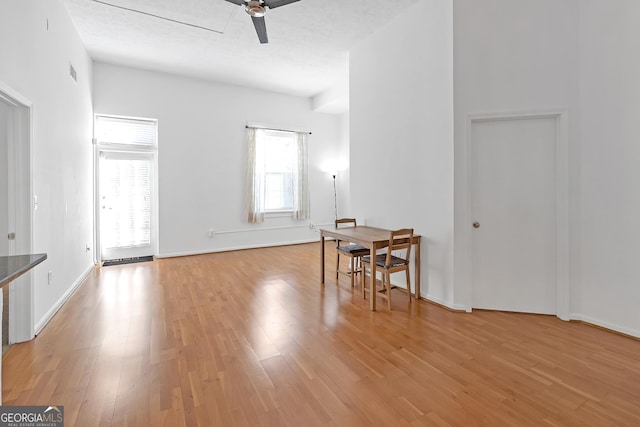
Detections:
0,101,9,257
470,116,557,315
99,150,155,261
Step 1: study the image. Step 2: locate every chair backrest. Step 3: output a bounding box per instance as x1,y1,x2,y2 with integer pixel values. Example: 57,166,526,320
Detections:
335,218,357,246
335,218,357,228
385,228,414,267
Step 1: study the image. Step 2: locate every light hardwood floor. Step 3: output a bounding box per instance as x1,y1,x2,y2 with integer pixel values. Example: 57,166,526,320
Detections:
2,242,640,426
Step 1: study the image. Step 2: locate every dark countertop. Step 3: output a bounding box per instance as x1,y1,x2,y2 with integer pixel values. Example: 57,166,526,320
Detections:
0,254,47,288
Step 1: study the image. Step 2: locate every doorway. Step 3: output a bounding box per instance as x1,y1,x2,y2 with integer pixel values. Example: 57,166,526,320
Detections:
466,111,570,317
0,82,35,347
94,115,158,263
99,151,155,260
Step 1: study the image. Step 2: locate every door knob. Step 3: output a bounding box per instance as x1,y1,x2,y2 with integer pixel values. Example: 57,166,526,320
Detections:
473,222,480,228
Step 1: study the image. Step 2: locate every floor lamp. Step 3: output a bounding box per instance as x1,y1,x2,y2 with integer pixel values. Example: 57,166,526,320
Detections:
332,173,338,222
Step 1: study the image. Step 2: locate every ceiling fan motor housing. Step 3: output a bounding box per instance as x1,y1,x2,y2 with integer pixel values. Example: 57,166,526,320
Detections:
245,1,265,17
224,0,301,43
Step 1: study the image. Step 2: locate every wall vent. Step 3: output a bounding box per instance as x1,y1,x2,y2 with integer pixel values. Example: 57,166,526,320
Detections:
69,63,77,83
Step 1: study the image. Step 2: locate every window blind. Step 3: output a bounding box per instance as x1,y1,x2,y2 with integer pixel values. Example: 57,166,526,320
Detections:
99,152,152,249
95,115,157,146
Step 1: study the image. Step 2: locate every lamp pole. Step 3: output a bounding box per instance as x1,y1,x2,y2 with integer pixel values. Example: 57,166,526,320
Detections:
332,174,338,222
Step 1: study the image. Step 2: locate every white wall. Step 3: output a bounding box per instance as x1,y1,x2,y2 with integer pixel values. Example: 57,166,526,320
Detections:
0,103,7,257
453,0,581,310
350,0,454,302
453,0,640,336
93,63,342,257
336,112,351,218
577,1,640,336
0,0,94,330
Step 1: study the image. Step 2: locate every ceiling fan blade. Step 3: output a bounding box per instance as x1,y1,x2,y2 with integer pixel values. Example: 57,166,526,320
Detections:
263,0,300,9
224,0,246,5
251,16,268,43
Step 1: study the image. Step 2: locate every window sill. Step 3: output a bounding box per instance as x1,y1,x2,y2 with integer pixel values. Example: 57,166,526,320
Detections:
265,210,293,218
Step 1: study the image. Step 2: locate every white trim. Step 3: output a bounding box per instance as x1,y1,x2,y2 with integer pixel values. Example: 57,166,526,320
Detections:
571,313,640,339
95,142,158,153
34,263,94,335
555,112,571,321
0,81,33,108
96,113,157,123
385,276,468,311
421,293,468,312
92,136,98,264
463,109,571,320
156,238,319,259
265,210,295,217
0,82,35,343
6,101,16,256
94,113,159,148
94,113,159,263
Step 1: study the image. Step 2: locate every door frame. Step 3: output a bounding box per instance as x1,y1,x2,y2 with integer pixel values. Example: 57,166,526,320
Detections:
0,80,35,343
96,149,157,261
93,114,159,263
463,110,570,320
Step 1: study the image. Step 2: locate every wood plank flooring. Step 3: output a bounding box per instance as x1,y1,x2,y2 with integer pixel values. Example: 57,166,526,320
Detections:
2,242,640,426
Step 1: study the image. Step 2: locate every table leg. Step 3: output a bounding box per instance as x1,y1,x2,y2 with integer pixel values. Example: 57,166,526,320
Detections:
370,243,377,311
415,238,421,299
320,233,325,285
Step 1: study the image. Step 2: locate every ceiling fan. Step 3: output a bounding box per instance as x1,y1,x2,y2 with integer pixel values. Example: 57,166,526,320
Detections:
224,0,301,44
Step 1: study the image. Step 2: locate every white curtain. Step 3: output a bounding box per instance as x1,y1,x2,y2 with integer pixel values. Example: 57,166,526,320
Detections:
246,128,265,223
292,132,309,220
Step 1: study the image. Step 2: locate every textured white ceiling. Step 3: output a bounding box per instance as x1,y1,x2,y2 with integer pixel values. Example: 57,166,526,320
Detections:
63,0,418,109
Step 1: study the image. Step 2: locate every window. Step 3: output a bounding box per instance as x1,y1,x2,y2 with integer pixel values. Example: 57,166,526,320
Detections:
95,115,157,147
262,132,295,211
246,127,309,223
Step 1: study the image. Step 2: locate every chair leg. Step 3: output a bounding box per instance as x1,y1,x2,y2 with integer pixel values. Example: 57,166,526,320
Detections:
350,256,356,288
406,268,412,303
335,252,340,281
385,272,392,310
362,263,367,299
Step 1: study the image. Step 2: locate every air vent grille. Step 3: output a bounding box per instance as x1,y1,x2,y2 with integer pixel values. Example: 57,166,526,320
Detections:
69,63,77,83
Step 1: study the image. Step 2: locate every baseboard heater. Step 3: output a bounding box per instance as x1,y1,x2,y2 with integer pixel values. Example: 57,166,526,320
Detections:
102,256,154,267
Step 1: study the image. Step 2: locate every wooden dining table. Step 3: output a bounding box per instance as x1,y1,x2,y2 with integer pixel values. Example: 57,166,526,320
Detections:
320,225,421,310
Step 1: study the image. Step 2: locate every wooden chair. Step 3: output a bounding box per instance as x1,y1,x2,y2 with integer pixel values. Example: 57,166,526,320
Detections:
362,228,414,309
335,218,370,288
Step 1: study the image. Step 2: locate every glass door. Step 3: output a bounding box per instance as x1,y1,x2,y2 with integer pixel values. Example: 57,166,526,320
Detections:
99,150,155,261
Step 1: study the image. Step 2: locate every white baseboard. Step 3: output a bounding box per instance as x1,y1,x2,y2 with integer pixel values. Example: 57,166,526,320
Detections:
385,278,468,312
34,263,95,335
420,292,468,312
570,313,640,339
157,238,320,259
